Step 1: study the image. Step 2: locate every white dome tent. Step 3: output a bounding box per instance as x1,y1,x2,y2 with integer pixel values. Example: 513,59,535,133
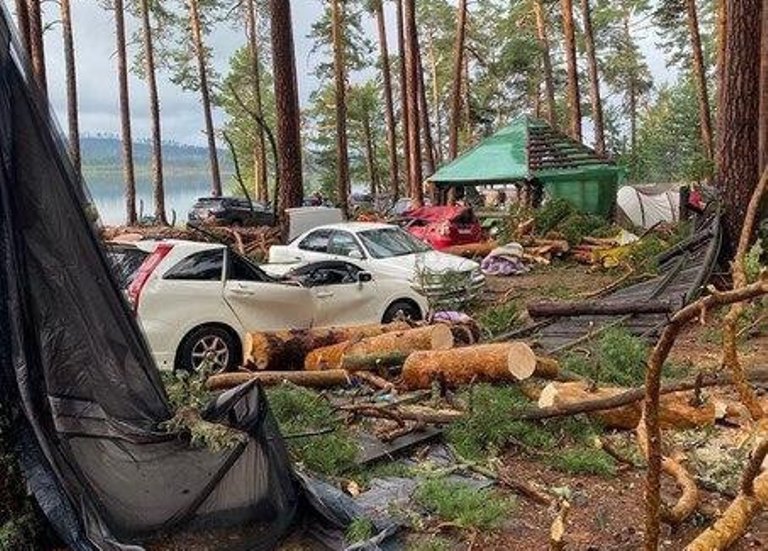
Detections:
617,183,683,228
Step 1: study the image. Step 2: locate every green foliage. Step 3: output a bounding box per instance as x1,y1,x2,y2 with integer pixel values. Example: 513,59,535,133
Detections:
535,198,575,235
414,479,515,530
557,213,613,246
475,301,521,338
447,385,597,460
345,518,375,543
266,384,358,476
407,535,453,551
626,235,669,273
547,448,617,476
745,241,764,283
563,328,649,387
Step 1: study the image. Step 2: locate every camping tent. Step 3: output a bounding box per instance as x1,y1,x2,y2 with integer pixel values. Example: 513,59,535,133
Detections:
616,184,682,228
429,116,622,216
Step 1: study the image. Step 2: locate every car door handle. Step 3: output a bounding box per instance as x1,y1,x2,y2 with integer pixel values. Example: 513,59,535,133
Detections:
316,291,334,298
230,288,255,297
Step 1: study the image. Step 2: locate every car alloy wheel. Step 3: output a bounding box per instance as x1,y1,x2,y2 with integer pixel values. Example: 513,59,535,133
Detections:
190,334,230,372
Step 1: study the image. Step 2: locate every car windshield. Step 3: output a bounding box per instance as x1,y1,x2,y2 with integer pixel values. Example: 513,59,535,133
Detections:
358,227,432,258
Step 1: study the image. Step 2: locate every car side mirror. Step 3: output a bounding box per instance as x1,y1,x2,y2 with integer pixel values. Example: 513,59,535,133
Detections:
357,271,373,284
349,249,364,260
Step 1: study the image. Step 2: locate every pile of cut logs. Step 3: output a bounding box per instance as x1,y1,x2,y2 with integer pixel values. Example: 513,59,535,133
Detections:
443,238,570,265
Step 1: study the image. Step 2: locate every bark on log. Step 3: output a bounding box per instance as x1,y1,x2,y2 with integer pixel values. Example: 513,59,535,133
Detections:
527,299,673,318
401,342,543,390
537,382,715,430
206,369,351,391
305,325,454,371
243,321,410,370
341,351,409,372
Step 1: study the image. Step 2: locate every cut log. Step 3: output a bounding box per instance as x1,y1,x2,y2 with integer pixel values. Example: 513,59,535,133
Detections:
401,342,542,390
527,299,673,318
443,240,497,258
305,325,454,371
243,321,410,370
206,369,351,391
341,351,409,372
538,382,715,430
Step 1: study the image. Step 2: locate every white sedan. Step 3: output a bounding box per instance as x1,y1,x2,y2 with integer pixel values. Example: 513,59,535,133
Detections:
267,222,485,306
106,239,429,372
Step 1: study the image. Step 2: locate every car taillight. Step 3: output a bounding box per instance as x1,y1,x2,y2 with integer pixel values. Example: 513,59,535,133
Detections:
127,243,173,312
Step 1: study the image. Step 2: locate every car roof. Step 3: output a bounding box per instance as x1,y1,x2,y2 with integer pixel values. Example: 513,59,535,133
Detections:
131,239,226,253
304,222,396,234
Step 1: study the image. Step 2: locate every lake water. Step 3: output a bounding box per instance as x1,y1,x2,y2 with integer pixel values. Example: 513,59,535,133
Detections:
85,170,225,226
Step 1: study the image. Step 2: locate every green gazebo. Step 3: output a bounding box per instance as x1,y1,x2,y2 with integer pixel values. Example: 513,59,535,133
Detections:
429,116,622,216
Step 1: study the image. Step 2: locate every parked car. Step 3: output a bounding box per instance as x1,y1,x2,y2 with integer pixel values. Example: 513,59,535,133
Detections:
267,222,485,306
188,196,275,227
105,240,428,372
402,205,485,250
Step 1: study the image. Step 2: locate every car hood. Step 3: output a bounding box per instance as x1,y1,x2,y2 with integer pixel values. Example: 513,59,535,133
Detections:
373,250,479,277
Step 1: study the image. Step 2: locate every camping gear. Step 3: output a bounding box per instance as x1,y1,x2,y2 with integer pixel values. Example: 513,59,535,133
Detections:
616,184,682,228
428,116,622,217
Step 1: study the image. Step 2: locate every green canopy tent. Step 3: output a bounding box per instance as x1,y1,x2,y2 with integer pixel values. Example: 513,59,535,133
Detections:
429,116,622,216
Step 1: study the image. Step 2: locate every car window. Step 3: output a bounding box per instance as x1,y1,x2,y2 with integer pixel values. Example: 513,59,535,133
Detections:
228,253,269,282
105,246,149,289
164,249,224,281
294,263,358,287
298,230,332,253
328,231,364,258
358,227,432,258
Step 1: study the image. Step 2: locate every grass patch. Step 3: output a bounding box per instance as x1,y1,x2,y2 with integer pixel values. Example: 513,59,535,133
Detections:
447,385,598,460
563,328,649,387
547,447,617,476
414,479,515,530
345,518,375,544
406,535,453,551
475,301,522,338
267,384,358,476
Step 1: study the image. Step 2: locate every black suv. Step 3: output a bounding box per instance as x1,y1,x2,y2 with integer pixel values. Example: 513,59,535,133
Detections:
188,197,276,227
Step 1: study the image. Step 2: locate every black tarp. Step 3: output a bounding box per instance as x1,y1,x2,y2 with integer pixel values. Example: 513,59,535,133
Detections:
0,8,329,550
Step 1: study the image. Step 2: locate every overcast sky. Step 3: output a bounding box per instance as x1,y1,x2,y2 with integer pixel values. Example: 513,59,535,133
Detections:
34,2,673,148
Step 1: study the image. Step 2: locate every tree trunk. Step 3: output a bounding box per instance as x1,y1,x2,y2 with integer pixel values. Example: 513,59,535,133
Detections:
448,0,468,160
403,0,423,205
527,299,673,318
207,370,351,391
686,0,714,163
15,0,31,62
246,0,268,202
140,0,167,225
561,0,581,141
716,0,762,251
331,0,350,216
362,109,378,196
189,0,222,197
26,0,46,99
715,0,727,170
305,325,454,371
417,39,436,176
244,322,410,370
427,36,444,164
534,0,557,128
374,0,399,200
115,0,137,225
396,0,411,197
60,0,81,174
269,0,304,238
759,4,768,174
580,0,605,154
401,342,542,390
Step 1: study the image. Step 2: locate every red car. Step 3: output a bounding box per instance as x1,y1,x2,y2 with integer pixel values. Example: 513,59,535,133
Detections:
403,206,485,250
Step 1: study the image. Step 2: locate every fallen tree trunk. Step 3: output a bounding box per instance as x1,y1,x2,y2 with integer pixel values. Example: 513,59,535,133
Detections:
401,342,559,390
538,382,715,430
243,321,410,370
527,299,673,318
206,369,351,391
443,240,497,258
341,351,409,372
515,368,768,422
305,325,454,371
